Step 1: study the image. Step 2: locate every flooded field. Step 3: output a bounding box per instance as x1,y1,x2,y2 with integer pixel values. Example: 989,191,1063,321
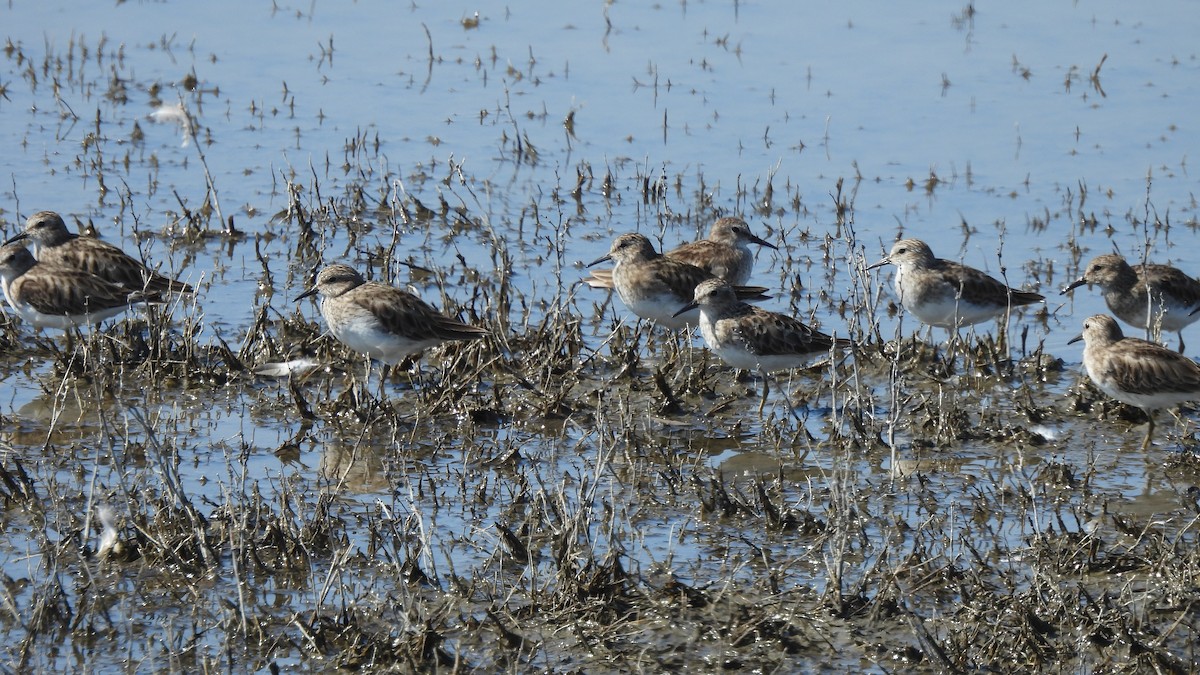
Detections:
2,0,1199,671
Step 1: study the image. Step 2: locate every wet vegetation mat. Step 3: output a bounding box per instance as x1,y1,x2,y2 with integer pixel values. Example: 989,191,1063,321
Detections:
3,174,1198,672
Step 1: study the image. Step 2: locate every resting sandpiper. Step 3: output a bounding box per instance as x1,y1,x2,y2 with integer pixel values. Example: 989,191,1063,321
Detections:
5,210,194,296
666,217,777,285
584,217,775,289
0,243,147,329
675,278,851,371
867,238,1043,329
297,263,488,365
1069,314,1200,450
588,233,768,330
1062,253,1200,352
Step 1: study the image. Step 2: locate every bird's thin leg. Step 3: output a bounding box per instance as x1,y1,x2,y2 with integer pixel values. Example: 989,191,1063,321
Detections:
377,364,390,400
1141,414,1156,451
66,326,81,354
758,369,770,416
946,328,960,369
359,354,384,400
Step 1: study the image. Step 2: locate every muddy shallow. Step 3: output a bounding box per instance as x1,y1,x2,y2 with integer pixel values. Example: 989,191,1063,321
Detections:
2,1,1199,671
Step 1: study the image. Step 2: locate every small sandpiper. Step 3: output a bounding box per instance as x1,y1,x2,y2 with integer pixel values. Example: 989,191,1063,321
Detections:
5,210,194,296
674,278,852,372
297,263,488,365
0,243,148,329
1069,314,1200,450
584,217,776,289
867,238,1043,330
588,233,768,330
1062,253,1200,352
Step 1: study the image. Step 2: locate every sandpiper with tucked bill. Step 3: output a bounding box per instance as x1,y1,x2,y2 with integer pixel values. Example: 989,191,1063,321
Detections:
0,243,149,329
587,232,770,330
867,238,1043,330
584,217,776,289
4,210,194,296
1062,253,1200,353
1069,314,1200,450
674,278,852,372
296,263,488,367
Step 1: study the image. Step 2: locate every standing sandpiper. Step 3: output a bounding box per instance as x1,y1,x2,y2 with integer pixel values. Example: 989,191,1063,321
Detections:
674,278,852,372
0,243,148,329
666,217,777,285
867,238,1043,330
296,263,488,366
5,210,194,296
1069,314,1200,450
588,233,768,330
584,217,775,289
1062,253,1200,352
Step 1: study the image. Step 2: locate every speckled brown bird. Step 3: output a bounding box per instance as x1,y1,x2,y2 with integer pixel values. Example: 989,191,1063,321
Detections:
868,238,1043,329
588,233,769,330
0,243,147,329
297,263,488,365
1063,253,1200,352
5,210,194,296
1069,314,1200,450
675,278,851,371
584,217,775,289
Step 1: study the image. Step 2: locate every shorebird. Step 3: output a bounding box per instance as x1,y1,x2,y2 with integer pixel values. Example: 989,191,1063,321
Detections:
296,263,488,366
0,243,147,329
675,278,851,372
5,210,194,295
584,217,775,289
1069,314,1200,450
587,233,768,330
1062,253,1200,352
867,238,1043,330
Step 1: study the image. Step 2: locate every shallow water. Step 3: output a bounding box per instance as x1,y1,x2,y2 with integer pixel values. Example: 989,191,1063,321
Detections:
2,0,1200,671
